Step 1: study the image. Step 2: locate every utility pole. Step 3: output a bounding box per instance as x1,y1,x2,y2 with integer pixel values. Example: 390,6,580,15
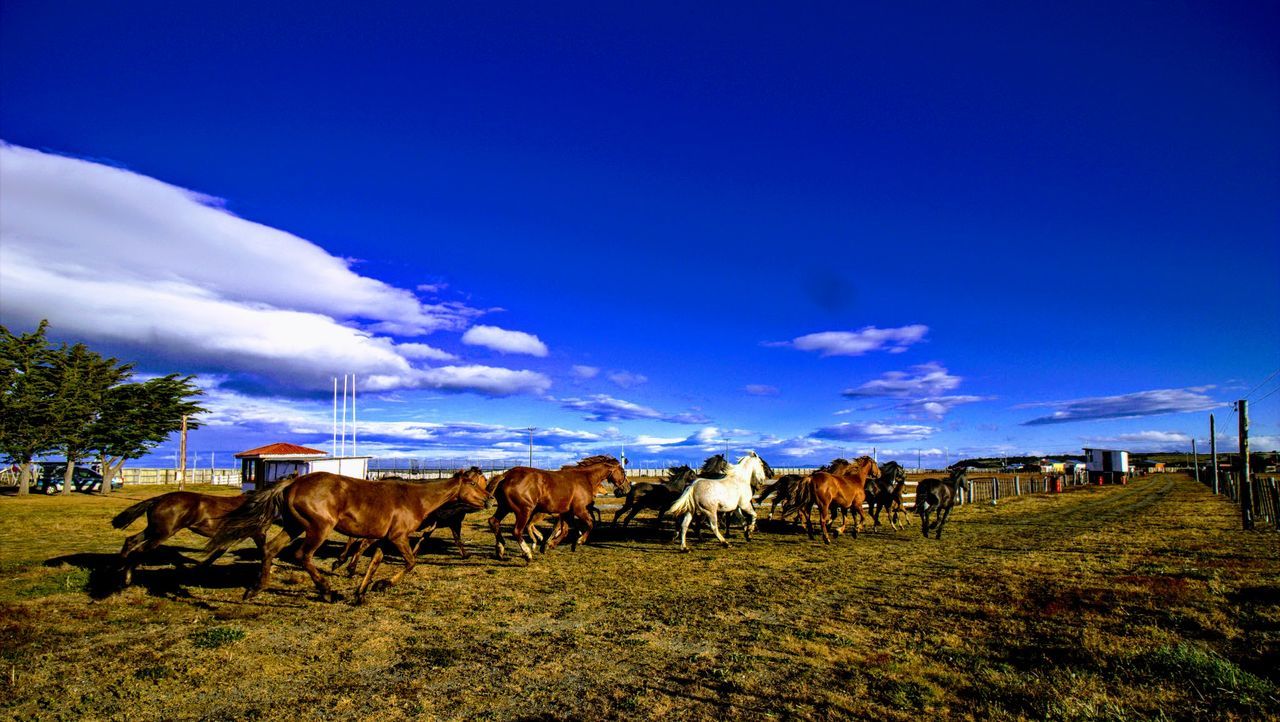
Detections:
178,414,188,490
1238,400,1252,530
1210,413,1219,495
1192,439,1199,485
526,427,535,468
917,449,922,472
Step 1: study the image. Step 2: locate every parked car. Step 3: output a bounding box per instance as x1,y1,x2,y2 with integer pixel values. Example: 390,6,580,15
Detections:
34,462,122,494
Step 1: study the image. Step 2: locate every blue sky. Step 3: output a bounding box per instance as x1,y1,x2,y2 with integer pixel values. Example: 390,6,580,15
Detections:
2,1,1277,468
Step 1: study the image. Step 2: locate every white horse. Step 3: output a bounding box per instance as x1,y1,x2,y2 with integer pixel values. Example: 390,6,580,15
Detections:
666,452,772,551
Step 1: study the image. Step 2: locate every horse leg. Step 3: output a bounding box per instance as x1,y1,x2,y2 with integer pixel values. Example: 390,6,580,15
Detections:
488,508,509,560
935,504,954,539
852,506,864,539
707,509,730,548
570,505,594,550
341,538,373,577
246,529,294,601
511,508,536,562
448,518,469,559
819,504,832,544
382,534,418,588
676,512,693,552
332,537,358,571
612,499,632,526
119,530,149,585
741,501,758,542
298,524,338,602
355,544,384,602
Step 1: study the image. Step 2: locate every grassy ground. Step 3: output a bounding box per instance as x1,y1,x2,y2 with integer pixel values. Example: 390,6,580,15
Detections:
0,474,1277,721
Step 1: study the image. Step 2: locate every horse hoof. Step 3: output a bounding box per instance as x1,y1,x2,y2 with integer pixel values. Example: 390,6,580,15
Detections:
242,588,261,601
371,580,391,593
324,590,343,603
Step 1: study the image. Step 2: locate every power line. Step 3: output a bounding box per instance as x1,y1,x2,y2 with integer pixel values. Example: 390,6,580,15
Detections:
1245,366,1280,400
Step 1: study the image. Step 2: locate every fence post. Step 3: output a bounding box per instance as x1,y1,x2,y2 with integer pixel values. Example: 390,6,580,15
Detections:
1014,475,1021,496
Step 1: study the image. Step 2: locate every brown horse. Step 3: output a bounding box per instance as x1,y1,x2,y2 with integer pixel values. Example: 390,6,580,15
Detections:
868,460,909,531
755,473,807,520
206,469,491,602
611,465,698,527
332,469,489,574
112,491,264,585
783,456,881,543
488,455,628,562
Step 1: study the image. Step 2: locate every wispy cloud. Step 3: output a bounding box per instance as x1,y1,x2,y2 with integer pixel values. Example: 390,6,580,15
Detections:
607,370,648,388
1021,387,1221,425
559,394,710,424
460,325,549,357
744,384,779,396
0,143,549,396
811,421,938,442
768,325,928,357
571,365,600,379
843,362,959,397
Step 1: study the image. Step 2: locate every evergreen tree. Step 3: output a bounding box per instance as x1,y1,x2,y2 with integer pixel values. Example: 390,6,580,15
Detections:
89,374,205,492
50,343,131,494
0,322,60,495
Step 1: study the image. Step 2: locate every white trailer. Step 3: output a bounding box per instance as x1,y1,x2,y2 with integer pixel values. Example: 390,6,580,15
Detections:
1083,448,1130,485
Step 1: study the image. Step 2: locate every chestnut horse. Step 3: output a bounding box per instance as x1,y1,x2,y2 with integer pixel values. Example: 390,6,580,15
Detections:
332,468,489,574
755,473,807,520
206,469,490,601
112,491,264,585
783,457,881,543
487,455,628,562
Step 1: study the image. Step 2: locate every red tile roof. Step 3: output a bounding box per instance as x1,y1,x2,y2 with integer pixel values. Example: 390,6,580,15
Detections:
234,442,329,459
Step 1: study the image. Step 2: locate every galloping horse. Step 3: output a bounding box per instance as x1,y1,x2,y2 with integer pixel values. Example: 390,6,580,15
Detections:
755,473,807,520
111,491,263,585
667,452,773,551
487,455,629,562
206,469,491,601
783,456,881,543
611,465,698,527
868,461,909,531
332,468,489,574
915,466,968,539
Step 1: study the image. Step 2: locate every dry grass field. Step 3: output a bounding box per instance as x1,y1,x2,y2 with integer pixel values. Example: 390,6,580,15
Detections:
1,473,1278,721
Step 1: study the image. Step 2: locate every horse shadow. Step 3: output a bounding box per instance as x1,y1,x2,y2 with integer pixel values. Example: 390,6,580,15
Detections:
44,548,260,600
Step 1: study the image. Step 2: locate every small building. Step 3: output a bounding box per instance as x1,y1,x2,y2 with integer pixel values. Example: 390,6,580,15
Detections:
1083,448,1130,484
235,442,371,491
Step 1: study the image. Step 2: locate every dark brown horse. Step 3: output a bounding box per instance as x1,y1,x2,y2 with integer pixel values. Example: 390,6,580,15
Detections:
611,465,697,527
487,455,628,562
112,491,263,585
755,473,806,520
915,466,968,539
783,456,881,543
206,469,491,601
332,468,489,574
868,461,909,530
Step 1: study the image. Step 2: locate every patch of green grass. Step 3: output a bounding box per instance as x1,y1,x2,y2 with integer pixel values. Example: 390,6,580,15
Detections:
1128,643,1275,710
13,568,90,599
190,625,246,649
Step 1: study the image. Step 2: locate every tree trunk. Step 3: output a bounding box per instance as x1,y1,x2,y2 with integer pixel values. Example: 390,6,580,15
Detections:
102,456,126,493
17,460,31,496
62,460,75,495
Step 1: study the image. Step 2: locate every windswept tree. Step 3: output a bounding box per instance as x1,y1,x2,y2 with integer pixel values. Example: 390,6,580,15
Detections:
50,343,132,494
0,322,60,495
89,374,205,492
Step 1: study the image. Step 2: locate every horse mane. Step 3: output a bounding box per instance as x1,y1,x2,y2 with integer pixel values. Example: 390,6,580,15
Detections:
820,458,850,473
759,456,775,480
566,454,619,468
666,464,697,489
700,454,729,478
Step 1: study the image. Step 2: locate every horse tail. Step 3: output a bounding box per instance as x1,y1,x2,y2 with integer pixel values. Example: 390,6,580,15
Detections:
111,497,161,529
204,476,299,553
665,480,700,518
781,476,814,519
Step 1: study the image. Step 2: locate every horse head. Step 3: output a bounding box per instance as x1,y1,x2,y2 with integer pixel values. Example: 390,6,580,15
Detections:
666,465,697,491
737,451,773,490
857,456,882,480
607,460,631,495
700,454,730,478
456,466,492,509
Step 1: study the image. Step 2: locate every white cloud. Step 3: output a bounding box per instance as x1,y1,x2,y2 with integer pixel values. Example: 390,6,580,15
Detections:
744,384,780,396
558,394,710,424
571,365,600,379
395,342,458,362
811,421,938,442
843,362,960,397
461,325,549,357
0,143,547,397
1021,387,1222,425
898,395,990,419
770,325,929,357
607,370,648,388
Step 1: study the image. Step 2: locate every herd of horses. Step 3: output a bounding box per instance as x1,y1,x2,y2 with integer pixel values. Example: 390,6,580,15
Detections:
110,452,970,602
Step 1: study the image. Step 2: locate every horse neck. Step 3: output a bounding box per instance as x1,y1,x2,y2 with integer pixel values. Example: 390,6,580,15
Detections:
571,464,614,492
408,477,461,514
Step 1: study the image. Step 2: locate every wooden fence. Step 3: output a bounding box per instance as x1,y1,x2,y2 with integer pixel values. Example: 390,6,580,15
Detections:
1209,470,1280,531
118,468,241,486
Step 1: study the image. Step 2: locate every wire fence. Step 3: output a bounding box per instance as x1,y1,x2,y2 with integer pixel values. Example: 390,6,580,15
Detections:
1206,469,1280,531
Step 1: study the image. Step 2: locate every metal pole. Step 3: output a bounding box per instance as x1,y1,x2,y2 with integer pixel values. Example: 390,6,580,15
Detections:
1192,439,1199,485
1211,413,1219,495
527,427,534,467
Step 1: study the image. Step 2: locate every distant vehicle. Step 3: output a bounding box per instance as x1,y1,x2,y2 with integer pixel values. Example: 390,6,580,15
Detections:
33,462,122,494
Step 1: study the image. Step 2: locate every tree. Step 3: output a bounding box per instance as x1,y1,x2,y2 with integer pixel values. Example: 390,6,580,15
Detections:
89,374,205,492
0,322,60,495
49,343,131,495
